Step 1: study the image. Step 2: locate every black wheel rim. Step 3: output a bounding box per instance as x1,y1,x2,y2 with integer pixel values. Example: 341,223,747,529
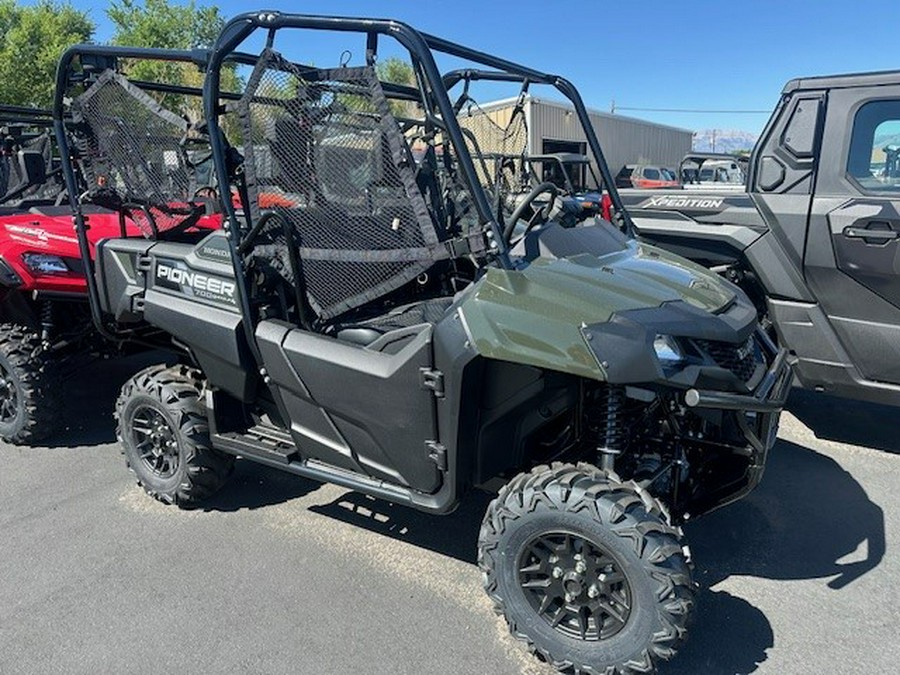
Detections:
130,404,180,479
518,531,632,641
0,361,19,424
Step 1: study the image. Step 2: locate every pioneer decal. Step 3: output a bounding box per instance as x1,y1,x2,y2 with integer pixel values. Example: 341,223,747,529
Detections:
641,196,724,210
155,259,236,306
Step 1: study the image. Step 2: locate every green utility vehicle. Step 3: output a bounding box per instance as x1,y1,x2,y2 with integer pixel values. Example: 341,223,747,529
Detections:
55,13,791,674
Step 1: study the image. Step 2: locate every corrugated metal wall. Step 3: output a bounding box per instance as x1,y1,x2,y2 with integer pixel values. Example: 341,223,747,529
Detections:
526,98,693,182
457,104,528,184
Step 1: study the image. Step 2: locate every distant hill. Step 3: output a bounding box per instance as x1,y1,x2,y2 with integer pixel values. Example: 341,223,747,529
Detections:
692,129,758,154
874,130,900,149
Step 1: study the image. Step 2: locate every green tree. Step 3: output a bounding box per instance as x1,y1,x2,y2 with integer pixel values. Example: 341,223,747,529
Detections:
0,0,94,107
107,0,238,121
377,57,414,87
108,0,223,52
377,57,415,117
337,57,416,117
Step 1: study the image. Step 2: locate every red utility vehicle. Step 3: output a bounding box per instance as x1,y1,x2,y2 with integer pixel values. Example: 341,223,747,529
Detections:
0,105,221,443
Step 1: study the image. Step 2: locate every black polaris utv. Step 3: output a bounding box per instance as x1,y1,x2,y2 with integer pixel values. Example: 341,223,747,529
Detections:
619,71,900,406
55,14,791,675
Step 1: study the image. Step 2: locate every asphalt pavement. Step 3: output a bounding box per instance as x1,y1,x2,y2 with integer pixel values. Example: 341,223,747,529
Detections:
1,355,898,675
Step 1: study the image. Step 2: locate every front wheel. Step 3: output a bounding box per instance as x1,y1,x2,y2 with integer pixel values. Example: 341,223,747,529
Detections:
116,364,234,507
479,463,695,674
0,323,59,444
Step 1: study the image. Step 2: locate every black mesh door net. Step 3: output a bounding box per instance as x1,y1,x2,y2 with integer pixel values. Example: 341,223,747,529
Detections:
237,51,459,321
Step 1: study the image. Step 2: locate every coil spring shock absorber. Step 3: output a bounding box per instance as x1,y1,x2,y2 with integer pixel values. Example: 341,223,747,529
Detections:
40,300,53,343
597,385,625,471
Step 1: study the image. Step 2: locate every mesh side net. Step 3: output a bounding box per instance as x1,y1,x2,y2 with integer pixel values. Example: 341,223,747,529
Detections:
237,51,447,321
0,134,56,203
456,100,528,206
72,70,202,237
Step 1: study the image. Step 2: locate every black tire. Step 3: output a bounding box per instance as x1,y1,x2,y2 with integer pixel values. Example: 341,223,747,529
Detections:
0,323,59,444
115,364,234,507
479,463,695,675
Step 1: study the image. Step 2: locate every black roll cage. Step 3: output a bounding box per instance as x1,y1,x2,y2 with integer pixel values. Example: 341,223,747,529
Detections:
0,105,56,129
52,13,636,357
201,12,635,365
0,105,65,205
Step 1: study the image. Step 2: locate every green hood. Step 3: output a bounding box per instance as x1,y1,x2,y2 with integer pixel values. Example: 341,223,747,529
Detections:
456,241,736,380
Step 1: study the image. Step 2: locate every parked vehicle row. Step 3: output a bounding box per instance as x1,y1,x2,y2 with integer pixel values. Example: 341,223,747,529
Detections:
614,153,749,192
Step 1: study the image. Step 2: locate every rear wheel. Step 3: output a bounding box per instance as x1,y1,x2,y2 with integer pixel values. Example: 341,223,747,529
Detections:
479,463,694,674
116,364,233,506
0,323,59,444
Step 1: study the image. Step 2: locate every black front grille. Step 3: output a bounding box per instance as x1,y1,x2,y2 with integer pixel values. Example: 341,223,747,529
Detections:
695,336,760,382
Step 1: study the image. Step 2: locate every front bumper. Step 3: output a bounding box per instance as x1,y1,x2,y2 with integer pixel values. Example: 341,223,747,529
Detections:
677,329,793,517
683,328,792,450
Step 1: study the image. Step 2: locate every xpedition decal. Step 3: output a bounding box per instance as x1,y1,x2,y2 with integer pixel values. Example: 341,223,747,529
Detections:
155,259,237,306
641,195,724,209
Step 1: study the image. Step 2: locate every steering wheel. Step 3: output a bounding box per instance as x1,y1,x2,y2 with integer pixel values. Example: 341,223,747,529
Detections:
503,181,559,244
193,186,219,201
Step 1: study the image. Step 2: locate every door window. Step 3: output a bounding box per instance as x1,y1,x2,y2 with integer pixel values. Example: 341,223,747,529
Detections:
846,99,900,192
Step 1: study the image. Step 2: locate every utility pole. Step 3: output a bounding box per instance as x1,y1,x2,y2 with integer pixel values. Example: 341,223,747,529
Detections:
610,99,615,114
711,129,717,153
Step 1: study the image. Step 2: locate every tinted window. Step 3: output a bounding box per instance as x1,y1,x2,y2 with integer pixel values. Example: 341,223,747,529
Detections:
642,168,660,180
847,99,900,192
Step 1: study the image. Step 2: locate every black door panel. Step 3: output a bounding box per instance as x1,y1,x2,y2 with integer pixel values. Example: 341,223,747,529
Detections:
829,200,900,308
805,85,900,386
257,320,441,492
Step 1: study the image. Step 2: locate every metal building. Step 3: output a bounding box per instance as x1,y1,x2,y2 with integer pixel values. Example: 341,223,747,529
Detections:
461,96,693,185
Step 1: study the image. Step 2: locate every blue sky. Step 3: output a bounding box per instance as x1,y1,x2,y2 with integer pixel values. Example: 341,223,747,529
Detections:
47,0,900,136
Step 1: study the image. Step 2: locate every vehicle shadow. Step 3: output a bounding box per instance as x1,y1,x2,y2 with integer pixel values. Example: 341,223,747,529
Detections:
201,459,323,512
309,488,494,565
311,489,777,675
687,438,886,591
787,388,900,454
662,588,773,675
308,437,885,674
43,351,173,449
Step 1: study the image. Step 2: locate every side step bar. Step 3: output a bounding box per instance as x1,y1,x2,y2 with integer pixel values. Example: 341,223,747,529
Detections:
210,423,438,510
214,423,299,464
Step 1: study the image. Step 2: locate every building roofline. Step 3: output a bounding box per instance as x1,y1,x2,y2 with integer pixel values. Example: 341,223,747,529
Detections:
472,95,694,135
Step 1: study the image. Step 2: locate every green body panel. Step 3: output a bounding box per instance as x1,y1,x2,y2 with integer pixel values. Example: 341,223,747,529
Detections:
457,240,736,380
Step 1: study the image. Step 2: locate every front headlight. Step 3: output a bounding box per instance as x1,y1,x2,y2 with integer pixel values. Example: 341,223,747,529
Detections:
653,334,685,366
22,253,69,275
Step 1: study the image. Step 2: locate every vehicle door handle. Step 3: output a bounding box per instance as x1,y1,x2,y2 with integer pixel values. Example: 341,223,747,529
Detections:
843,226,899,241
